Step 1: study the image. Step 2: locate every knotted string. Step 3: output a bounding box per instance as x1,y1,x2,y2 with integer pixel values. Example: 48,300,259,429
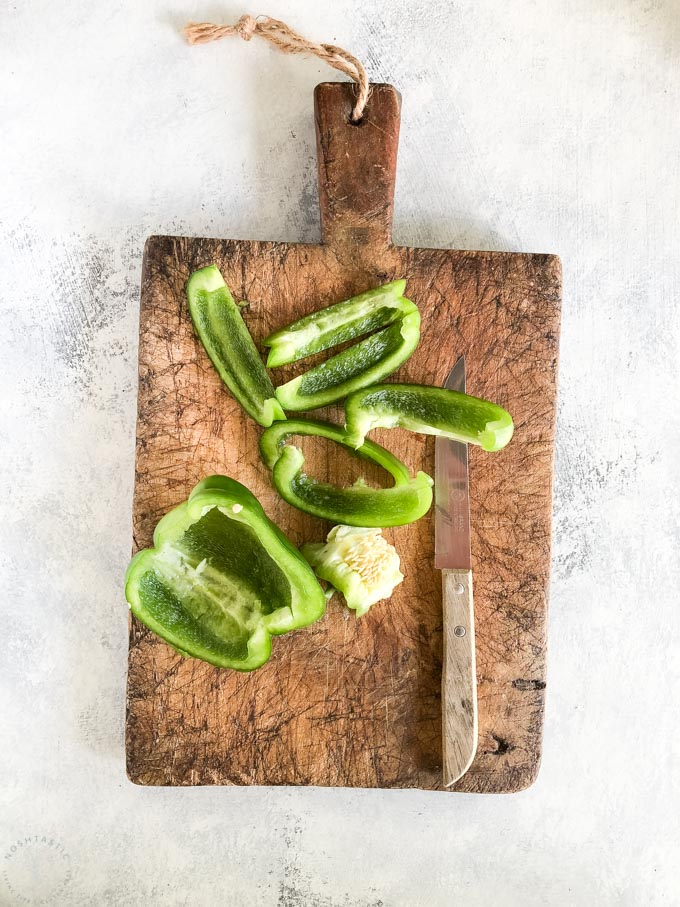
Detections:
184,14,370,121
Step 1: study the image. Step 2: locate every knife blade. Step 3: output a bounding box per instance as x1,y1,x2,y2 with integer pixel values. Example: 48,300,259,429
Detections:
435,356,478,787
435,356,471,571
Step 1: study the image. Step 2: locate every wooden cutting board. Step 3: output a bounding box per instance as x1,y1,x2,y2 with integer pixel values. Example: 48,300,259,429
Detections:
127,82,561,792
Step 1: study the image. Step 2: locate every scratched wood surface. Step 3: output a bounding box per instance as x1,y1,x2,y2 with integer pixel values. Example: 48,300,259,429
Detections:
126,82,561,792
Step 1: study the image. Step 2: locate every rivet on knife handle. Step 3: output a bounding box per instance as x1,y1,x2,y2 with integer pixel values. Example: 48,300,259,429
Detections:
442,568,478,787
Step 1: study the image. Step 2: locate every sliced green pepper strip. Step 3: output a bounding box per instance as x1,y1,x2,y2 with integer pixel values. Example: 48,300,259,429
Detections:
264,280,408,367
187,265,285,427
125,476,325,671
344,384,515,452
274,307,421,412
260,419,433,527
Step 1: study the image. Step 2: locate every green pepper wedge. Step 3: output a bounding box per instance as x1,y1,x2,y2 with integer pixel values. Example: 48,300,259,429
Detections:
260,419,433,527
125,476,325,671
274,308,421,411
187,265,285,427
344,384,515,452
263,280,408,367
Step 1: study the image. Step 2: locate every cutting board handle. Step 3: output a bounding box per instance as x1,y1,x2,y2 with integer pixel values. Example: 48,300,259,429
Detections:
314,82,401,249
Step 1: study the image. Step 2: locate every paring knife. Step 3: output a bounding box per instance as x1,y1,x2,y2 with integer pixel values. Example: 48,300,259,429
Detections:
435,355,478,787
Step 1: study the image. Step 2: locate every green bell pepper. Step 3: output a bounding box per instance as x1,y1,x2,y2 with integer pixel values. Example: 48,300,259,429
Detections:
187,265,285,427
259,418,433,527
263,280,409,367
344,384,515,452
274,310,421,411
125,476,325,671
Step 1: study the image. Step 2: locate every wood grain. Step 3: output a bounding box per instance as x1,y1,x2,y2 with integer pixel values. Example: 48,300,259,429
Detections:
441,569,477,787
126,82,561,792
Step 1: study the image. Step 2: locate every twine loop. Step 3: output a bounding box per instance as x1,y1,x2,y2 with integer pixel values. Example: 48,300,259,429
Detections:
185,14,370,121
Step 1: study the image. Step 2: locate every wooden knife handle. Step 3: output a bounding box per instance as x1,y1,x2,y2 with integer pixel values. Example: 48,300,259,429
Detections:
442,569,478,787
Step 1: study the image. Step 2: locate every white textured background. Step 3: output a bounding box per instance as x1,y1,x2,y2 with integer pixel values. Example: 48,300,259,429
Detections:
2,1,679,904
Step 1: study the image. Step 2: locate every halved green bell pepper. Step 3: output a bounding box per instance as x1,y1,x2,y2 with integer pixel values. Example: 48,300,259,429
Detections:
263,280,408,367
344,384,515,451
259,418,433,527
274,309,421,411
187,265,285,427
125,476,325,671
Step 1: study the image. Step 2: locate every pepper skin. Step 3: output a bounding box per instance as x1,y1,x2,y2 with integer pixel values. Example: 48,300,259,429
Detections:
259,419,433,527
125,476,325,671
344,384,515,452
187,265,286,427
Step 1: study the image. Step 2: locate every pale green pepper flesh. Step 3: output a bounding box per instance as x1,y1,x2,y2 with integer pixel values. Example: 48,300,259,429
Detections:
263,280,408,367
